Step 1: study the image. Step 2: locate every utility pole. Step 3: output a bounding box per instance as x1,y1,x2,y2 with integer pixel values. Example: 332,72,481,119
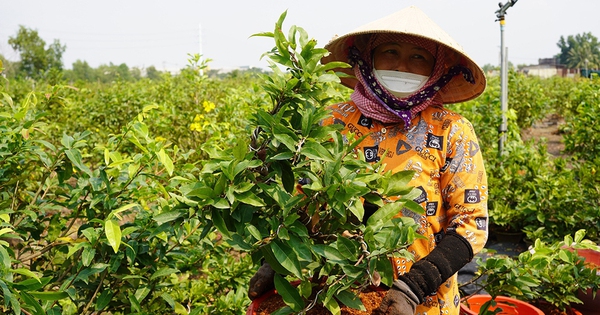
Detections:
496,0,518,156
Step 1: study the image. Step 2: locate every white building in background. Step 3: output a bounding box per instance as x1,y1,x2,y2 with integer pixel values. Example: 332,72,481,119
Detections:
519,58,579,78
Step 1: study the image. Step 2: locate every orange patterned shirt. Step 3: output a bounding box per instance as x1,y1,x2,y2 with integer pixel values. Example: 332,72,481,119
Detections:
323,101,489,315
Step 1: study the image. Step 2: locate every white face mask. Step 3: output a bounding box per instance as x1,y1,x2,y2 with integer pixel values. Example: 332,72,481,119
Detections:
373,69,429,98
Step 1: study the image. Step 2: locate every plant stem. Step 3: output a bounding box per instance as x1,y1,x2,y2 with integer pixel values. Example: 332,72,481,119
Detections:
82,268,108,315
163,221,202,257
61,190,90,238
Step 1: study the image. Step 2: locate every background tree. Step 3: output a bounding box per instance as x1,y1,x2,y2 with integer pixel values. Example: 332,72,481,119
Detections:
556,32,600,69
482,63,499,73
130,67,142,80
7,25,66,78
95,63,133,83
65,60,98,82
145,65,162,80
0,54,19,78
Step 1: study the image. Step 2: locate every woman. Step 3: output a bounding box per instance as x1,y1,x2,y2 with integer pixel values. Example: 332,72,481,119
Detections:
250,6,488,315
322,6,488,315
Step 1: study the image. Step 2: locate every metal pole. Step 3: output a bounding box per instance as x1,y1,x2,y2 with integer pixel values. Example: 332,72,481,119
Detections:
495,0,518,156
498,17,507,155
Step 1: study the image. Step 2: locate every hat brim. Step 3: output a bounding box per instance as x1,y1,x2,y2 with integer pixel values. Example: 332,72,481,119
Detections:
322,6,486,104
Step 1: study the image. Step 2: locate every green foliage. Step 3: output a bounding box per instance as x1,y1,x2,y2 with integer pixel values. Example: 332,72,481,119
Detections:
0,83,254,314
486,138,554,234
556,32,600,69
7,26,66,79
456,73,600,243
521,157,600,243
472,230,600,312
176,11,423,314
1,11,600,315
2,55,259,162
506,71,552,128
561,78,600,160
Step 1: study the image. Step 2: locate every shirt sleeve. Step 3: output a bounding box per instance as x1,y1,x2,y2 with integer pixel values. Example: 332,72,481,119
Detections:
439,116,489,255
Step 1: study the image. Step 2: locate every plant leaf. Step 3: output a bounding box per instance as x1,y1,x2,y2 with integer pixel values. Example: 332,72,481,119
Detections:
28,291,70,300
336,236,358,261
367,203,402,227
104,219,122,253
335,290,365,312
271,241,303,278
65,148,93,177
301,140,333,161
273,274,303,311
151,268,179,280
96,289,113,311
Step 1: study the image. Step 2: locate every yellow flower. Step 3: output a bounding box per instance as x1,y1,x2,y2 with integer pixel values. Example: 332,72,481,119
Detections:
155,136,167,142
202,100,215,113
193,114,204,122
190,122,202,132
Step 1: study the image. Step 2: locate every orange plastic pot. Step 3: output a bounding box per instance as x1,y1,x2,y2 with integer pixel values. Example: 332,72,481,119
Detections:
460,295,544,315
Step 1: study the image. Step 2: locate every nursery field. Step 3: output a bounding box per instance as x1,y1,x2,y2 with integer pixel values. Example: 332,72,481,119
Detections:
1,19,600,315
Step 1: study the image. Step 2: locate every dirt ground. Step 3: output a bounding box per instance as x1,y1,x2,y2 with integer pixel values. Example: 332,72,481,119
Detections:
521,113,566,158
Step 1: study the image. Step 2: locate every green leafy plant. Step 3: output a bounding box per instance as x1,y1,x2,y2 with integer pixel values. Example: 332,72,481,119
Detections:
463,230,600,313
456,73,600,244
176,11,424,314
0,83,253,314
561,78,600,161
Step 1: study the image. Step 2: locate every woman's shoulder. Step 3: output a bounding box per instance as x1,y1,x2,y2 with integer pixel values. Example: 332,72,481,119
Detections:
419,105,481,139
421,105,473,126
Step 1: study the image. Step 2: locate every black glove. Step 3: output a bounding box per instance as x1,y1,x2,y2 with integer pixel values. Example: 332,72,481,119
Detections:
374,280,419,315
248,261,275,300
398,231,474,302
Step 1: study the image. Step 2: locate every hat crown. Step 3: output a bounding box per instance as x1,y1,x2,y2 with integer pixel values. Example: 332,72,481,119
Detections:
323,6,486,104
350,6,464,53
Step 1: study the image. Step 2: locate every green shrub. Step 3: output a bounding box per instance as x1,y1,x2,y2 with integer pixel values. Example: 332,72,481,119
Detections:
470,230,600,312
561,78,600,160
175,12,423,314
0,85,255,314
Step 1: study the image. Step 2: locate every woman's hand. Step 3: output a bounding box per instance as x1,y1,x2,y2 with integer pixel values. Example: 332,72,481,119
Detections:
248,262,275,300
374,280,419,315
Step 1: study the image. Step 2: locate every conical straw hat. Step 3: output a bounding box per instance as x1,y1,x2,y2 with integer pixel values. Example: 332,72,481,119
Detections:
322,5,486,104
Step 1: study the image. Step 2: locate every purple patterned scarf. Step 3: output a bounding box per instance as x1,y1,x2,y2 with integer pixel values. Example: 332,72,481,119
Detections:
349,34,475,127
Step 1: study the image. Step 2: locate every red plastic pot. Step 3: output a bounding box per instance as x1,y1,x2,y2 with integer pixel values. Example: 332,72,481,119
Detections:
246,287,277,315
460,295,544,315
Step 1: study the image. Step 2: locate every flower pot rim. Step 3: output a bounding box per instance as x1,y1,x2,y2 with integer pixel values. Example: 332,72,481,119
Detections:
460,294,544,315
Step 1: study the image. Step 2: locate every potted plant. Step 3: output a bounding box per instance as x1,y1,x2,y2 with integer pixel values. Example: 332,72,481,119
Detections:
177,12,424,314
460,229,600,315
569,245,600,315
486,138,553,243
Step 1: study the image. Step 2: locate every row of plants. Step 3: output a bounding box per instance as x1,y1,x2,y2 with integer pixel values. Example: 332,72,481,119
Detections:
3,54,262,160
454,72,600,314
455,73,600,244
0,86,257,314
1,13,599,315
0,52,269,313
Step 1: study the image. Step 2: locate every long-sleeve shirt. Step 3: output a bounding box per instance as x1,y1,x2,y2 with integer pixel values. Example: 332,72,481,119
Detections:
322,101,489,315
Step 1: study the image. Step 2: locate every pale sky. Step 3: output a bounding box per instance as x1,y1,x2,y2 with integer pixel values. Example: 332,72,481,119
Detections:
1,0,599,72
